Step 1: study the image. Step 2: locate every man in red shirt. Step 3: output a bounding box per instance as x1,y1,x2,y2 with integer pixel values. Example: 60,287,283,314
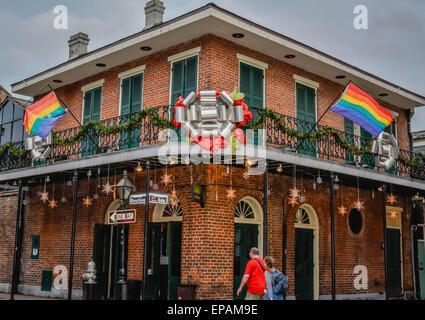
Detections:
236,247,266,300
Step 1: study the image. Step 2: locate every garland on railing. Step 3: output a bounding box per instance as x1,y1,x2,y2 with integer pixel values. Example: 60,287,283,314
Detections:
0,107,424,171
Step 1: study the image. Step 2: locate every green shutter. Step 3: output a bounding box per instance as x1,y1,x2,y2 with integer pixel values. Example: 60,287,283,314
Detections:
360,128,375,169
41,270,53,292
130,74,143,115
31,235,40,259
120,78,131,116
184,56,198,97
82,87,102,157
344,119,355,164
296,83,317,156
171,60,185,105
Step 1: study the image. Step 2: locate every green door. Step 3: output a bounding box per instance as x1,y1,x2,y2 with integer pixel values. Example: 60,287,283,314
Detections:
170,56,198,142
418,241,425,300
240,62,264,145
295,228,314,300
296,83,316,157
81,87,102,157
167,222,182,300
110,225,129,300
233,223,259,300
144,223,161,300
93,224,112,300
120,74,143,150
386,228,402,297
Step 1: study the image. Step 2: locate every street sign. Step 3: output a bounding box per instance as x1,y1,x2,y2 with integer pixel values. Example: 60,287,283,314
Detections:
129,192,169,205
108,209,136,225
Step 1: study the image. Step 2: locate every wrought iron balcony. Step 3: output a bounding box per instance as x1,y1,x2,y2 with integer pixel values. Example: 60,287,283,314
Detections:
0,105,423,181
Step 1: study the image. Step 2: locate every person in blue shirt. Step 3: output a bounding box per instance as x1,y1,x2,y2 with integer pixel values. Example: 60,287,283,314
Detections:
264,256,284,300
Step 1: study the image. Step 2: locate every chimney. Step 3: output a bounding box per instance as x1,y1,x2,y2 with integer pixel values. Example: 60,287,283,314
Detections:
144,0,165,30
68,32,90,60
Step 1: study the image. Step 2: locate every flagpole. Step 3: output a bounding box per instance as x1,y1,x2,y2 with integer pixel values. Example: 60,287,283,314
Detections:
294,81,351,152
47,84,100,150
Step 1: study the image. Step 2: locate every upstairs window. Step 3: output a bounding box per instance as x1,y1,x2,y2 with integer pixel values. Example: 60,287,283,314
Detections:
0,99,25,146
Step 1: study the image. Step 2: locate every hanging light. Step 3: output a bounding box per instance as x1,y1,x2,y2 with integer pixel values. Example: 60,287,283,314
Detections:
414,192,421,200
276,164,283,173
116,170,135,201
245,159,256,168
377,185,383,192
169,158,176,166
334,175,340,183
45,176,51,183
136,162,143,172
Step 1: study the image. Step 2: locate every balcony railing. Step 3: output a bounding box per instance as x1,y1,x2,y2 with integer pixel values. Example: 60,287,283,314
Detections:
0,105,423,180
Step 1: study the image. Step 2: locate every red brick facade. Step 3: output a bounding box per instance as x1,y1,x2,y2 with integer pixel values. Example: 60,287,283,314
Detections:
0,33,416,299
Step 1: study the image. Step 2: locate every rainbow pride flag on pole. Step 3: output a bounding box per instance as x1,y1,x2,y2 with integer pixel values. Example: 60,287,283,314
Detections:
330,82,394,137
24,91,67,139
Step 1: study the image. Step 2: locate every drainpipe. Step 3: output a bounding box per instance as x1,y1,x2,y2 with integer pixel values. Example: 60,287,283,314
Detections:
382,183,389,300
10,179,25,300
142,160,151,299
329,173,336,300
68,170,79,300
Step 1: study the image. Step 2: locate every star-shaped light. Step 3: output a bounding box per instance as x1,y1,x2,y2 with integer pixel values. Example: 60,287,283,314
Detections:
61,197,67,204
152,184,159,191
40,192,49,203
387,194,397,205
390,211,398,220
48,199,57,209
353,200,364,211
161,173,173,186
170,197,179,208
93,193,99,200
226,188,236,200
288,196,298,207
317,176,323,184
289,187,300,199
243,172,250,180
338,205,347,216
83,196,93,207
299,195,305,203
102,183,113,195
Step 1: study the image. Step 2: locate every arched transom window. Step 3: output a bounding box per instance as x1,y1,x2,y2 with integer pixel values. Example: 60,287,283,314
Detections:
235,200,255,219
295,208,311,225
153,202,183,222
163,203,183,218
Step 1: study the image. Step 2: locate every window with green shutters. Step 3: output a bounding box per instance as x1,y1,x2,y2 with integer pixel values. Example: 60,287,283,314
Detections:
344,118,356,164
120,73,143,150
344,119,375,168
170,56,198,142
81,86,102,157
239,62,264,145
296,83,317,157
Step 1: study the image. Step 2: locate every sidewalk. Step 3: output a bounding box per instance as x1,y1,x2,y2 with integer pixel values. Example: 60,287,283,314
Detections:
0,293,62,300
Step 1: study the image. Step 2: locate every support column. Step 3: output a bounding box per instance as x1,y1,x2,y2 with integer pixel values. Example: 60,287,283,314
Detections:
68,170,78,300
263,165,268,256
10,180,25,300
330,172,336,300
142,160,150,299
382,183,389,300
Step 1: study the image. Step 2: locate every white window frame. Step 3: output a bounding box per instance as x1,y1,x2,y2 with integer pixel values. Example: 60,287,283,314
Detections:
117,66,145,117
81,79,104,123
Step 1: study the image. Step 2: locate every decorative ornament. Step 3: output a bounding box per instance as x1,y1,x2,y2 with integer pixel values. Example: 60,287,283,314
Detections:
48,199,57,209
387,194,397,205
333,184,340,191
83,196,93,207
243,171,250,180
173,89,252,155
288,196,298,207
317,171,323,184
313,182,317,191
353,200,364,211
61,176,67,204
299,194,305,203
40,191,49,203
22,200,28,206
102,183,113,195
61,196,67,204
226,188,236,200
338,205,347,216
66,180,73,187
161,173,173,186
289,187,300,199
171,189,177,199
390,211,398,220
93,193,99,200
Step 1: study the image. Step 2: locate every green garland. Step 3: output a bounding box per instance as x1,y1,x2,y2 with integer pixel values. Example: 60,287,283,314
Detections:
0,107,423,171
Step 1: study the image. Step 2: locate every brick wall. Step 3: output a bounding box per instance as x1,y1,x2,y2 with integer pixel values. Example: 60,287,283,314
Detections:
0,165,413,299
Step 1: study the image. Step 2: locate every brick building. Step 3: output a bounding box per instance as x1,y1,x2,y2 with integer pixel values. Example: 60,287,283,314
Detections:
1,2,425,300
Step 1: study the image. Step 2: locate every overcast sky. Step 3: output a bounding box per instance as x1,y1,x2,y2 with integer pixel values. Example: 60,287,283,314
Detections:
1,0,424,130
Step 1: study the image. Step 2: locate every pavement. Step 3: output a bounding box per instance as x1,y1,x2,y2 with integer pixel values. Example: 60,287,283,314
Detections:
0,293,62,300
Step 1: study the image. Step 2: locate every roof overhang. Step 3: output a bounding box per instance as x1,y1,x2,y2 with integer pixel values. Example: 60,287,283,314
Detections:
11,4,425,109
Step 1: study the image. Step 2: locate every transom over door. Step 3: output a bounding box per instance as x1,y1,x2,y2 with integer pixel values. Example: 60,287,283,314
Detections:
240,62,264,145
296,83,316,157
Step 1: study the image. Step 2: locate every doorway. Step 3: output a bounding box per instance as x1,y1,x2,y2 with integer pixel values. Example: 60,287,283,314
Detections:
294,205,319,300
145,202,183,300
385,206,403,298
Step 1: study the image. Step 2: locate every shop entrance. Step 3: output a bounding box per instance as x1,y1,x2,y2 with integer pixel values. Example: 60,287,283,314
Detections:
145,202,183,300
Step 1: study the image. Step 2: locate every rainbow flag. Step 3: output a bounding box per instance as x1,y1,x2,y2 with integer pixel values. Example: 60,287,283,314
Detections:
330,82,394,137
24,92,67,139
